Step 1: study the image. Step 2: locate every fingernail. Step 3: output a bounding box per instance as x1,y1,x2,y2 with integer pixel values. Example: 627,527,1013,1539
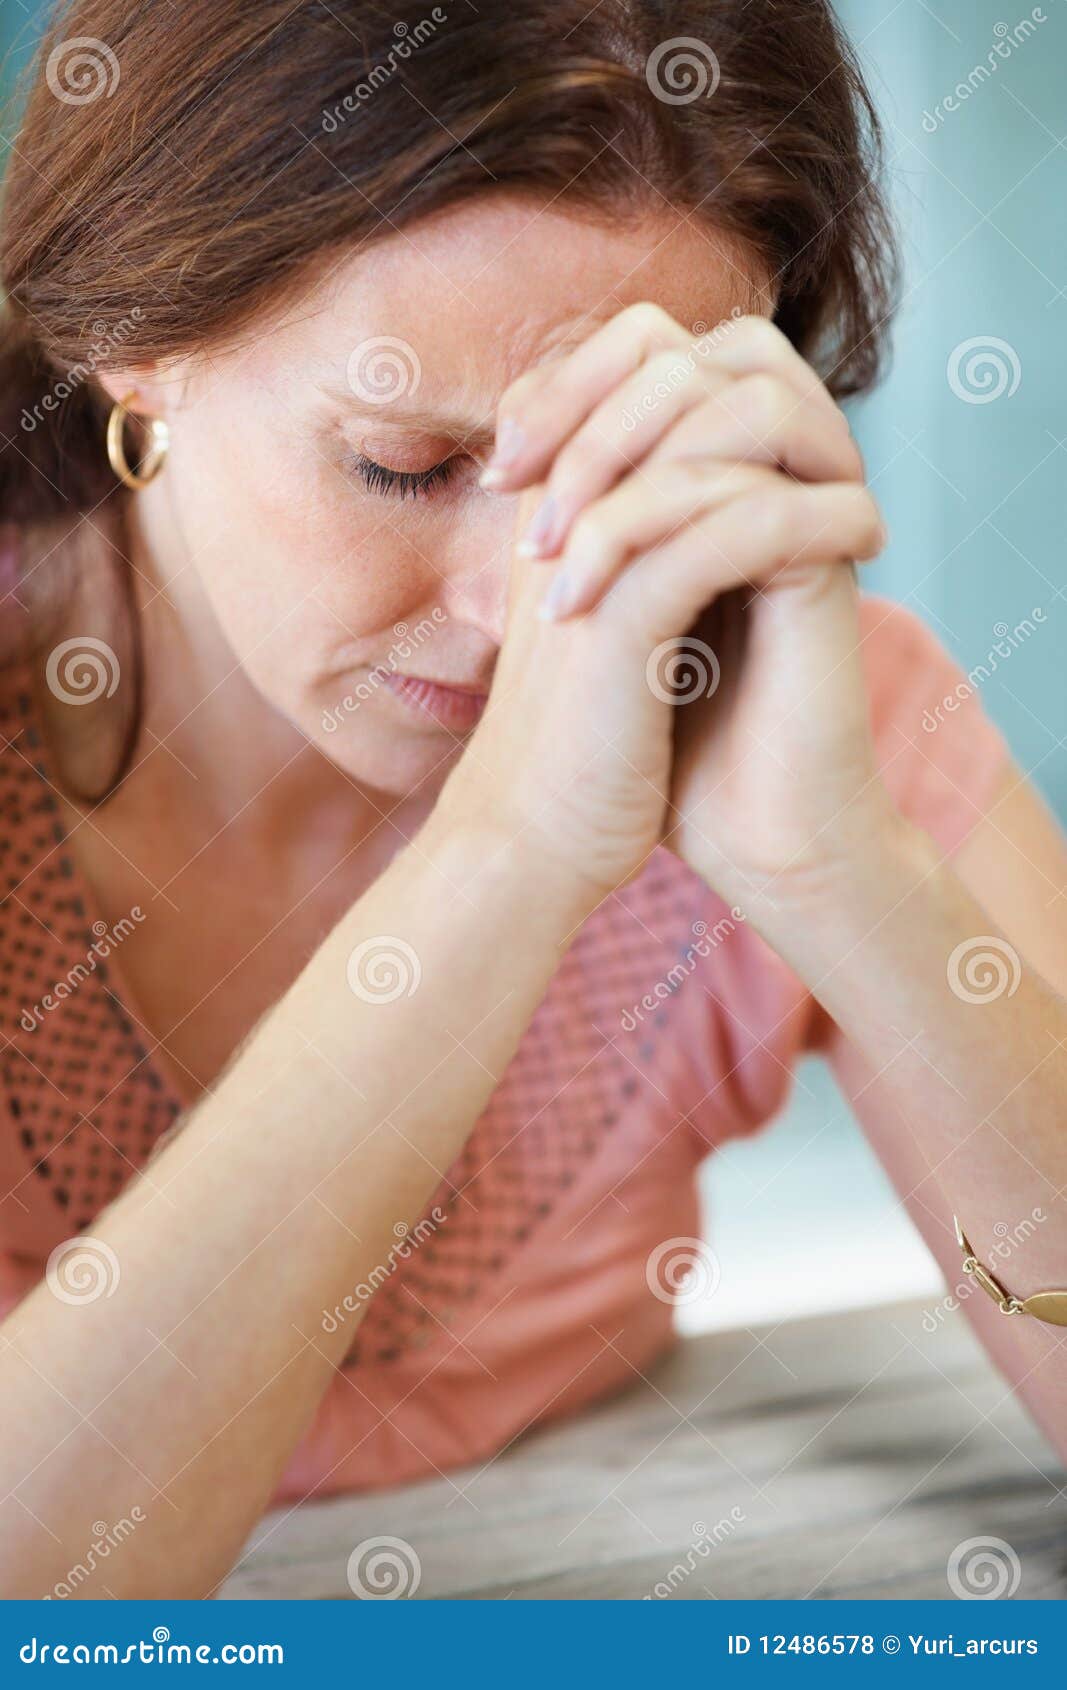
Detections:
517,495,559,558
537,569,578,622
480,417,525,487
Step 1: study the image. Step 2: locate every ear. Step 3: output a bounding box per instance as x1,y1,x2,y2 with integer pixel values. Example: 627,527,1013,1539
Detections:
93,364,178,417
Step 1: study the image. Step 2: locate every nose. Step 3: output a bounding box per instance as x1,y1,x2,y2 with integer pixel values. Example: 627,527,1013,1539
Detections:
435,505,514,647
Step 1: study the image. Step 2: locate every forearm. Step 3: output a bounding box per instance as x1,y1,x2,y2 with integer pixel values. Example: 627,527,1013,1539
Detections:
0,809,591,1597
757,815,1067,1453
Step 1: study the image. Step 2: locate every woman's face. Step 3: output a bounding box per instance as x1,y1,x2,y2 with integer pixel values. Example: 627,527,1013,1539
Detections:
127,195,763,798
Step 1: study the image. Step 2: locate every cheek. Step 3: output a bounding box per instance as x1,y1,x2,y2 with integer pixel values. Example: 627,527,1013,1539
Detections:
177,424,432,661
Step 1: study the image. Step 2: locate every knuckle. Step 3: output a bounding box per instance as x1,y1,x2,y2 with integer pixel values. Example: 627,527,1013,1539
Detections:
497,366,544,420
732,313,785,357
731,372,790,434
552,427,620,488
570,505,617,560
640,347,695,400
623,300,675,342
853,488,884,554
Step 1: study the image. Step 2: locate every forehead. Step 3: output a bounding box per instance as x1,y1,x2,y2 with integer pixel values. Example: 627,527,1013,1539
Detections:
253,193,767,416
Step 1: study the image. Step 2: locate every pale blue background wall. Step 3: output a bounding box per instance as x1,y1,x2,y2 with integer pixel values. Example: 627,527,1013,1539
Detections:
841,0,1065,819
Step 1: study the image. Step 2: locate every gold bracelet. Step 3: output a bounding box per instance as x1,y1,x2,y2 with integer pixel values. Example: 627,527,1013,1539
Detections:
953,1216,1067,1326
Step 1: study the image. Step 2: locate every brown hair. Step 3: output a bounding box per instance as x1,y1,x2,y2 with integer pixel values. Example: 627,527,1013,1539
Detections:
0,0,897,791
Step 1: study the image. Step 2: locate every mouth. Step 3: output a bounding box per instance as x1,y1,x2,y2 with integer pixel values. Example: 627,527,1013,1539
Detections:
379,670,490,733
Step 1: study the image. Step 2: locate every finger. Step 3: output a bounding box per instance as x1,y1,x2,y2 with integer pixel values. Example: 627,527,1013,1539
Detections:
482,301,690,492
645,379,865,486
515,351,727,560
612,481,886,640
504,318,858,559
700,314,850,433
539,459,772,621
528,373,865,580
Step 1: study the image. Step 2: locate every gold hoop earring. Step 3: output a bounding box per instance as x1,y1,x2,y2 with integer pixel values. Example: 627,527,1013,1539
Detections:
106,392,169,490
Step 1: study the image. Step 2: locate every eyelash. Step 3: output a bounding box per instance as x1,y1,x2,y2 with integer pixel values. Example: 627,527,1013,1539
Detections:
349,453,460,500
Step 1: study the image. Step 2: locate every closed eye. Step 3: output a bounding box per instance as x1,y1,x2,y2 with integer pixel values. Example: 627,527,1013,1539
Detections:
347,453,460,500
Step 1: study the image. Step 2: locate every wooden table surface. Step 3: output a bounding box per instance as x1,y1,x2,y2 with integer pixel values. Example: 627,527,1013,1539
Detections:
220,1297,1066,1600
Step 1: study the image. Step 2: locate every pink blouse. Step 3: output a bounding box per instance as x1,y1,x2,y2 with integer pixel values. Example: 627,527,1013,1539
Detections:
0,593,1008,1501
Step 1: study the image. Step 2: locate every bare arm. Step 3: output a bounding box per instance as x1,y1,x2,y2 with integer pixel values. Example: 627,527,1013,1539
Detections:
797,766,1067,1461
0,807,593,1598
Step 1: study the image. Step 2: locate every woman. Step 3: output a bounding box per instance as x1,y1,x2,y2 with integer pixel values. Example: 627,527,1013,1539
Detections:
0,0,1064,1599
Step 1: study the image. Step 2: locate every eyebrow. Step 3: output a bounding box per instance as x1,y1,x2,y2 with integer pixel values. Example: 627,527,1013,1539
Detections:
322,384,496,445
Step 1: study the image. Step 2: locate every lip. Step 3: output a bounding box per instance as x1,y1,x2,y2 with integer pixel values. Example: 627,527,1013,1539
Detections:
380,670,489,732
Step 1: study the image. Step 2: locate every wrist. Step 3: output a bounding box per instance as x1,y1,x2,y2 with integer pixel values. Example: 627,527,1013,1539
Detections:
733,798,938,970
421,779,602,941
